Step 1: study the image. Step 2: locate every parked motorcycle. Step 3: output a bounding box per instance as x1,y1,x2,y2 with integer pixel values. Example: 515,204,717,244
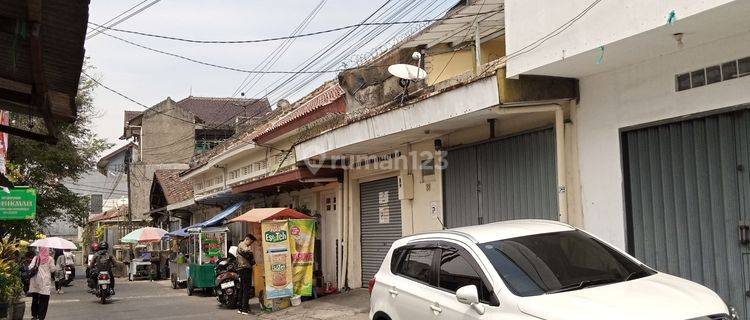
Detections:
63,264,75,286
215,246,240,309
92,270,114,304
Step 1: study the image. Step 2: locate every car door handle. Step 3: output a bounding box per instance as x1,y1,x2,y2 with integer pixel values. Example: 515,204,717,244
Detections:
388,288,399,296
430,304,442,314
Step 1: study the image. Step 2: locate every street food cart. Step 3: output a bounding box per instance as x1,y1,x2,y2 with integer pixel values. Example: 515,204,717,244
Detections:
164,231,190,289
120,227,168,281
186,226,228,295
128,245,151,281
227,208,315,312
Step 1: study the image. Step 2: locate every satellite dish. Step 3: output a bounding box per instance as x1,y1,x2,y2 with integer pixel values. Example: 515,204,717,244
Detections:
388,64,427,81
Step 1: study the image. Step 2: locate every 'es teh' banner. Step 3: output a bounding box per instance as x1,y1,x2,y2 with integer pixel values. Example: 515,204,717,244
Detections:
289,219,316,296
261,220,293,299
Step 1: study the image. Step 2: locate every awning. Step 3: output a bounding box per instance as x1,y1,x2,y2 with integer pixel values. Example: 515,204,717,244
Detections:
164,201,244,238
231,167,342,194
195,201,245,228
195,189,247,206
229,208,311,224
165,226,191,238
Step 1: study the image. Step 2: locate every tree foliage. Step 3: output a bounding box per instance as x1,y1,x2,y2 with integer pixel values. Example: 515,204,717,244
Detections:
0,61,111,239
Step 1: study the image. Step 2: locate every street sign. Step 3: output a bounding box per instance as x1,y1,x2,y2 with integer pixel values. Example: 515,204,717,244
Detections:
0,187,37,220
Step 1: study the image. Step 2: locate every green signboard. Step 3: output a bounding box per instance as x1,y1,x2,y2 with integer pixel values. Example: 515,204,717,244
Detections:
0,187,37,220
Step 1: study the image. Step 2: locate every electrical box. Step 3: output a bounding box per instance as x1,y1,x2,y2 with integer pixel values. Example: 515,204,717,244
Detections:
398,174,414,200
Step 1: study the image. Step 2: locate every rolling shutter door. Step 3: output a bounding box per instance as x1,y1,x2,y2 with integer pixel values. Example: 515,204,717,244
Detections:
444,128,558,228
360,177,402,287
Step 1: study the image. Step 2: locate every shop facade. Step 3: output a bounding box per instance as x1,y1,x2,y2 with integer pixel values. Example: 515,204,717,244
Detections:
505,0,750,317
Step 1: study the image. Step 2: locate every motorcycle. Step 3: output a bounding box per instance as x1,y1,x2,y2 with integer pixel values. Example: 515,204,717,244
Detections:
63,264,75,286
92,270,114,304
215,246,240,309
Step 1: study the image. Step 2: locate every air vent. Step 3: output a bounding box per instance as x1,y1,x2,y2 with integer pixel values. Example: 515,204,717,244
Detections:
676,56,750,92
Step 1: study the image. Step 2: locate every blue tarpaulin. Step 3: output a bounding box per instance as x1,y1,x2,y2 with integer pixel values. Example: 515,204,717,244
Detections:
163,201,244,239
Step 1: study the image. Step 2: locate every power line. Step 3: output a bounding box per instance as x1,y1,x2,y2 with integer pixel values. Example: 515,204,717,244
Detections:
81,72,199,126
86,10,502,45
87,0,149,37
87,0,162,40
134,0,397,153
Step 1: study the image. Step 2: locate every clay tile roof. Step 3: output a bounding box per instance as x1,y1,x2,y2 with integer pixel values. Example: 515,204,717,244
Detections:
153,170,194,204
89,205,128,223
175,96,272,126
258,81,345,137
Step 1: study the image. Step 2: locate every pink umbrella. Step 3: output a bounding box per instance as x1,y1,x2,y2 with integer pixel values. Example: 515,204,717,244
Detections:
30,237,77,250
120,227,167,243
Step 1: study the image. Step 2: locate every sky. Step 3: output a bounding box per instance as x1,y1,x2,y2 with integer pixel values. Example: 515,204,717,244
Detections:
86,0,458,154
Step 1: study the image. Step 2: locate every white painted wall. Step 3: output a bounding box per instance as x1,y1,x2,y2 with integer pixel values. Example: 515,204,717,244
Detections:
505,0,736,77
576,31,750,249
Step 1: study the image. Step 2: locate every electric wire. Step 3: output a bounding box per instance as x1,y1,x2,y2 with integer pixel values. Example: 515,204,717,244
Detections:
86,0,149,37
87,0,162,40
86,9,502,44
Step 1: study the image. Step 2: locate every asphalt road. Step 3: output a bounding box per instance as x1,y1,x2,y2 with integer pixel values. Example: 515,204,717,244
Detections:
23,267,251,320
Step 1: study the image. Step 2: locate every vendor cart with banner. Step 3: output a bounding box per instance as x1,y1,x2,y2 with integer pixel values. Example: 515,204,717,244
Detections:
186,226,228,295
228,208,315,312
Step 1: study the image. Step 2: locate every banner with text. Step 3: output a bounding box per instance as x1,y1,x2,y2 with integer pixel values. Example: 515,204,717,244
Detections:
289,219,315,296
261,221,293,299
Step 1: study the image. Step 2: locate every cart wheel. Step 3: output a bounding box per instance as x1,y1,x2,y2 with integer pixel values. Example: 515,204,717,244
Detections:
187,278,194,296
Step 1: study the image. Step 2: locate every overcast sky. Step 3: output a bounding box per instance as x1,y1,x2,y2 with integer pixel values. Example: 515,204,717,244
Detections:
86,0,457,154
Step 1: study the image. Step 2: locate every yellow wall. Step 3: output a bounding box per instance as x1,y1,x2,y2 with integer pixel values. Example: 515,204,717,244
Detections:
425,36,506,85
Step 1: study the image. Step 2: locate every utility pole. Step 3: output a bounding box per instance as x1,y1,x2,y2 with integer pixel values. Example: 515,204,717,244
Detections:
125,147,133,258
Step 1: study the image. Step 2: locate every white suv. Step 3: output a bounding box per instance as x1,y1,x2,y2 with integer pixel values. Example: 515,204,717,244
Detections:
368,220,736,320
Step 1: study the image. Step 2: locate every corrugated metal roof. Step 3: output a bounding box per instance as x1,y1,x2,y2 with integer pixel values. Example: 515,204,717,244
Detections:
175,96,271,126
399,0,504,49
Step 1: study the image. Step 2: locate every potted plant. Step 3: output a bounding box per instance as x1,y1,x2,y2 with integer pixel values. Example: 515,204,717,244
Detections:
0,239,25,320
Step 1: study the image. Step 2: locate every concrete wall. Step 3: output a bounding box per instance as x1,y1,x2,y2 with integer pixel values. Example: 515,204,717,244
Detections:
140,98,196,165
426,36,506,84
504,0,734,77
576,31,750,249
129,163,189,220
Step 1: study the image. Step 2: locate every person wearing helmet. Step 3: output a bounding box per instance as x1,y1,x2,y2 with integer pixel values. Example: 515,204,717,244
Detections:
88,242,115,291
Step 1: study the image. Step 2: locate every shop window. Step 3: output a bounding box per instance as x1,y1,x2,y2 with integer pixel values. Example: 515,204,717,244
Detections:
675,73,691,91
676,56,750,92
690,69,705,87
722,61,738,80
705,65,721,84
739,57,750,77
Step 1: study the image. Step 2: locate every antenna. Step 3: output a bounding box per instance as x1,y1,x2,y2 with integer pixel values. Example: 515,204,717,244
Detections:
388,52,428,105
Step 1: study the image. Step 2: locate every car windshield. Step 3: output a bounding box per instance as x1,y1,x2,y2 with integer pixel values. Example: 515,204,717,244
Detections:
480,230,653,297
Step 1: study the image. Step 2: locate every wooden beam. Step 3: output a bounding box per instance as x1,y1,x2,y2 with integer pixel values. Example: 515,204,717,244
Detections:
0,124,57,144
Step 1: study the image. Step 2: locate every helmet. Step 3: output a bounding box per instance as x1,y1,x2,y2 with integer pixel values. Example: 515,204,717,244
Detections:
99,242,109,251
91,242,100,252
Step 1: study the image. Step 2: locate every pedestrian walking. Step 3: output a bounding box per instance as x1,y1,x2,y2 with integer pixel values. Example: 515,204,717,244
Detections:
236,233,256,315
28,247,58,320
54,249,66,294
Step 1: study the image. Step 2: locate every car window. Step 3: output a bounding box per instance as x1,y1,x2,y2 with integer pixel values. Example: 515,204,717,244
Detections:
396,248,435,285
480,230,653,297
438,247,492,303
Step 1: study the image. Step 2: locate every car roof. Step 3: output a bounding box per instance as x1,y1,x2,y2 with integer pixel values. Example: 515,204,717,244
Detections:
402,219,575,245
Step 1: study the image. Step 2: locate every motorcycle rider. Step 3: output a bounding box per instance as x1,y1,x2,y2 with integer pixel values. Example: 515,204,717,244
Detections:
88,242,115,292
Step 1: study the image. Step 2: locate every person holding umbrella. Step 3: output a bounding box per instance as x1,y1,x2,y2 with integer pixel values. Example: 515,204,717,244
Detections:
28,247,58,320
28,236,77,319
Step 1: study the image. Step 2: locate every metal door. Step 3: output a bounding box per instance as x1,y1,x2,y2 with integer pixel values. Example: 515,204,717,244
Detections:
623,110,747,318
444,129,558,228
360,177,402,287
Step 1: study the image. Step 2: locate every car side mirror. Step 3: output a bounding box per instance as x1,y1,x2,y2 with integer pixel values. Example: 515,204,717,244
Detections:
456,285,485,315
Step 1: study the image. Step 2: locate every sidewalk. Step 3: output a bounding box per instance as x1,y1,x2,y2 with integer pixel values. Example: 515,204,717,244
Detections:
257,289,370,320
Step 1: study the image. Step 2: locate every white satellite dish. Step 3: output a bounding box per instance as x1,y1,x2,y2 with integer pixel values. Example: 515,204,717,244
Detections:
388,64,427,81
